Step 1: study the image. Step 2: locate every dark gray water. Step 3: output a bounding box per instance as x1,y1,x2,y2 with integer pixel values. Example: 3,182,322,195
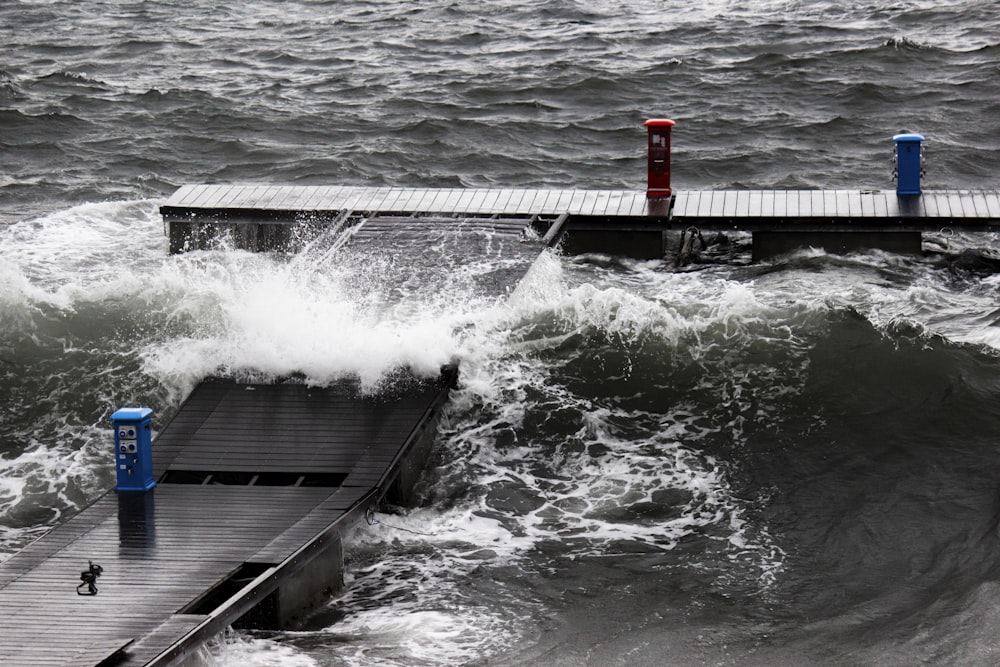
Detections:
4,1,1000,665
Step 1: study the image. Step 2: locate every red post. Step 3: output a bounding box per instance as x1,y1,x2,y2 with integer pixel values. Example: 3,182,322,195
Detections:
644,119,676,198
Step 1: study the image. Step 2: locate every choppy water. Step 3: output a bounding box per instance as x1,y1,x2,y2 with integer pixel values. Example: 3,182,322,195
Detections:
4,1,1000,665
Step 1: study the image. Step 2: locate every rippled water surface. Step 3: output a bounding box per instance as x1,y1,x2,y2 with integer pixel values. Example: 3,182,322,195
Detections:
4,1,1000,665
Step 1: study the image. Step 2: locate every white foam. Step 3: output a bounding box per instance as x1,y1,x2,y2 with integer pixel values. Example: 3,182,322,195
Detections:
139,254,465,394
192,629,318,667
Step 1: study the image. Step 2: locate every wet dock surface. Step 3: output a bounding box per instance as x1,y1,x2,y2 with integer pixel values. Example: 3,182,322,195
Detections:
0,376,453,666
161,184,1000,224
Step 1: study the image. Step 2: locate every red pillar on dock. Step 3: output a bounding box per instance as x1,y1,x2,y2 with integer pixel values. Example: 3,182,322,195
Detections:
644,118,676,198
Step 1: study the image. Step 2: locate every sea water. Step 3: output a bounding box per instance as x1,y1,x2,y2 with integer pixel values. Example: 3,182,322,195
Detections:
4,1,1000,664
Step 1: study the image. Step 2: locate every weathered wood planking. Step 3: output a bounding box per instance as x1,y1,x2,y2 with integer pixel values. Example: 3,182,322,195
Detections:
162,185,1000,223
672,189,1000,220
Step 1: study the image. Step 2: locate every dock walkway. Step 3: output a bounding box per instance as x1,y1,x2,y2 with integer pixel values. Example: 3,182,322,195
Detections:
0,375,454,666
161,184,1000,223
160,184,1000,260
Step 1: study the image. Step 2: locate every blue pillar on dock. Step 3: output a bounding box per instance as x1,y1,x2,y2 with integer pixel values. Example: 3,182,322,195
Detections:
893,133,925,195
112,407,156,492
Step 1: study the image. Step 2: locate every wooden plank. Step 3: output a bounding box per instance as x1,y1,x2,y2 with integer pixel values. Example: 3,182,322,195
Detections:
822,190,837,218
307,186,331,210
302,186,327,209
538,189,560,213
253,185,287,210
168,185,202,207
945,191,966,217
478,189,500,212
623,193,646,216
984,191,1000,218
233,184,272,210
189,184,227,208
718,191,735,217
873,191,889,218
772,189,787,218
534,190,558,214
735,190,750,217
902,193,926,217
670,190,688,217
363,188,394,212
364,186,395,210
563,190,584,214
492,189,515,213
348,187,381,211
930,192,950,218
674,190,695,218
449,189,475,214
439,188,466,213
572,190,602,215
921,191,942,218
847,190,862,219
214,184,250,208
331,185,356,210
300,185,333,211
284,186,313,210
296,185,326,213
760,190,775,218
534,189,556,213
691,190,709,217
556,190,576,214
270,186,302,210
505,189,530,215
947,191,968,218
810,191,825,218
575,190,599,216
418,188,444,212
884,193,901,218
823,190,851,220
510,190,534,214
859,191,875,217
597,191,620,216
312,185,344,211
424,188,453,213
332,186,359,209
782,191,797,218
188,184,227,208
461,189,487,213
377,187,408,212
956,191,976,218
702,190,719,217
219,183,254,208
798,190,812,218
328,186,357,210
968,191,990,218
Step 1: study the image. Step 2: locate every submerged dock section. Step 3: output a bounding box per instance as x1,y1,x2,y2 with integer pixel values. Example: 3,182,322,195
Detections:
0,372,455,666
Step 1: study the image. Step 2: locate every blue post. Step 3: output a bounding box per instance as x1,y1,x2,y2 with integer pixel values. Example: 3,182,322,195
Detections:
893,133,925,195
112,407,156,492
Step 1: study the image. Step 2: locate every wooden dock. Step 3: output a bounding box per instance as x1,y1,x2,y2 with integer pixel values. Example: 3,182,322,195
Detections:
161,184,1000,222
0,372,455,666
160,184,1000,259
